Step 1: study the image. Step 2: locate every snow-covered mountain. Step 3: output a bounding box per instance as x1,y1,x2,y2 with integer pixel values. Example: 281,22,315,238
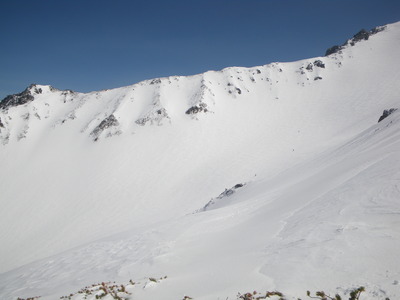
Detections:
0,22,399,300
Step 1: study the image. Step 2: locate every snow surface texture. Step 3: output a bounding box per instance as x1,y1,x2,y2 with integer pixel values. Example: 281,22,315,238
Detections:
0,22,400,300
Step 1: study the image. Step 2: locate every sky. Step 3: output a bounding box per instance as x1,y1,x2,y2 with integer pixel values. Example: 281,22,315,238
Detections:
0,0,399,99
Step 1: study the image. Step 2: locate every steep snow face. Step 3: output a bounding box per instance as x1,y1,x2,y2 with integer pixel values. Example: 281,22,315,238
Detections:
0,22,400,300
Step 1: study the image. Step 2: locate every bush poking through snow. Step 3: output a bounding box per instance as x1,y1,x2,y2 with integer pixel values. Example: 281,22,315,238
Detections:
236,287,369,300
20,285,376,300
306,286,365,300
238,290,285,300
348,287,365,300
59,281,132,300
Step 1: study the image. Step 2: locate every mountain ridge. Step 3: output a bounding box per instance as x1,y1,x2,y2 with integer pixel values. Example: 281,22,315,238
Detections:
1,21,398,146
0,22,390,111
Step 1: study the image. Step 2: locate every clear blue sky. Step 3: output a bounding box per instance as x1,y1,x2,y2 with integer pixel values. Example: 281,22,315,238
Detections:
1,0,399,98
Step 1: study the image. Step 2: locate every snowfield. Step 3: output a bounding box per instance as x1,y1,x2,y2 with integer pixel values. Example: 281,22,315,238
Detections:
0,22,399,300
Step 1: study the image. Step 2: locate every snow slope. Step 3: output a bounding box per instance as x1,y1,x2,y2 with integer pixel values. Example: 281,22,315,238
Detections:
0,22,399,299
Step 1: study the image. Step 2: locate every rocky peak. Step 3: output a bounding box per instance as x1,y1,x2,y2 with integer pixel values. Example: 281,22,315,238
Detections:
0,84,62,110
0,84,36,110
325,25,387,56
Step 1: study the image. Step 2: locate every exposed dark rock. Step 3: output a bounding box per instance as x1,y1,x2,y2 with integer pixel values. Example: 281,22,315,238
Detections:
314,76,323,81
185,106,201,114
135,107,169,126
306,63,313,71
186,106,205,114
236,88,242,95
378,108,397,122
150,78,161,85
61,90,74,96
325,26,386,56
91,114,119,140
351,29,370,44
135,118,147,126
0,85,36,110
201,183,246,212
371,25,386,34
34,87,42,94
325,45,343,56
313,60,325,68
215,183,245,200
185,102,208,115
0,117,4,128
0,84,69,110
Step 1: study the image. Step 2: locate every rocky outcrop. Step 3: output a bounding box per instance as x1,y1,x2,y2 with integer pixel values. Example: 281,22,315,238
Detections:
186,78,214,116
325,45,343,56
325,26,387,56
185,102,208,115
371,25,386,35
378,108,397,122
90,114,120,141
350,29,370,45
200,183,246,212
136,107,170,126
0,84,71,110
0,85,36,110
313,60,325,68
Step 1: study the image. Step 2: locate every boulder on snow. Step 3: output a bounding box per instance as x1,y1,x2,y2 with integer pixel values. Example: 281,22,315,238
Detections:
149,78,162,85
185,102,208,115
378,108,397,123
313,60,325,68
200,183,246,212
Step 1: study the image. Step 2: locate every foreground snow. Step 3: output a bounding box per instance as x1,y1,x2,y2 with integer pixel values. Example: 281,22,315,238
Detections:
0,22,399,299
